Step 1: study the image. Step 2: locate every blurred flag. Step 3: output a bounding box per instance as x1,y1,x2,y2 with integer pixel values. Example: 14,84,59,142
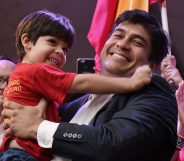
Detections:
87,0,167,71
87,0,119,71
150,0,164,5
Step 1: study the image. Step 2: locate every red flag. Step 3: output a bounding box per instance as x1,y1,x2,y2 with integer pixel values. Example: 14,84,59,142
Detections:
87,0,119,71
149,0,165,5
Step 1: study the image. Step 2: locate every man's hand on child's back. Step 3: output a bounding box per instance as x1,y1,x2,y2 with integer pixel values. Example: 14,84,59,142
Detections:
2,98,48,139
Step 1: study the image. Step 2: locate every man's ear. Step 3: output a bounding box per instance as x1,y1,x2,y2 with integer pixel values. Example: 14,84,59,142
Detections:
21,34,32,51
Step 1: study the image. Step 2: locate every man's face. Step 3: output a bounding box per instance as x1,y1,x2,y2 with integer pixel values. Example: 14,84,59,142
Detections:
100,22,151,77
0,60,16,108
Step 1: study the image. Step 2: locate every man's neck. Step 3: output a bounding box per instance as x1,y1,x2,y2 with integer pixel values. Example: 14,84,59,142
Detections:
100,70,130,77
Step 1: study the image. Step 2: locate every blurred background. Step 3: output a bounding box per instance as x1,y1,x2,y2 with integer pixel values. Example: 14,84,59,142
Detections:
0,0,183,76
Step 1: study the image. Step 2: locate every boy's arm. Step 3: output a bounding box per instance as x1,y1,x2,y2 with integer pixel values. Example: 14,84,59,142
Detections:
68,65,151,94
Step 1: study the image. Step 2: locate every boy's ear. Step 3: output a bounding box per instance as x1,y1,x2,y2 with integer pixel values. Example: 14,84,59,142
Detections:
21,34,32,50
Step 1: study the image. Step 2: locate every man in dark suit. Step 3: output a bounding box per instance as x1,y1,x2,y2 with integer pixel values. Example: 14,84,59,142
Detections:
3,9,177,161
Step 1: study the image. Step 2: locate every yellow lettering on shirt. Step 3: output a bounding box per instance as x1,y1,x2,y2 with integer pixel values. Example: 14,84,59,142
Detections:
6,79,22,94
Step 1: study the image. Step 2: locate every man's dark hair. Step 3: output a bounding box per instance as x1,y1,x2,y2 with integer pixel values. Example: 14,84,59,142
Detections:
15,10,76,61
111,9,168,66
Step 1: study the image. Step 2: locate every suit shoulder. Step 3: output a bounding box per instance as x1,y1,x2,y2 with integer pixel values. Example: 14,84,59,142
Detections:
151,73,175,94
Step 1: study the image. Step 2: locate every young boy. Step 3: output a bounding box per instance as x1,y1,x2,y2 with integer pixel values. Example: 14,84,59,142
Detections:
0,10,151,161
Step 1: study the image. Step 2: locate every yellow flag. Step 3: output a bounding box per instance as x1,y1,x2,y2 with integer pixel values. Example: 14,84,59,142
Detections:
116,0,149,18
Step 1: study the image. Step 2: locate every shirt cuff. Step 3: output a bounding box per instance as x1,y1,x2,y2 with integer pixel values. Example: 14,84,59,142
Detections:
37,120,59,148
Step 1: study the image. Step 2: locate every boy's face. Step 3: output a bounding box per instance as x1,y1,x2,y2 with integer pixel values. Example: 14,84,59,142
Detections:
22,35,69,69
100,22,151,77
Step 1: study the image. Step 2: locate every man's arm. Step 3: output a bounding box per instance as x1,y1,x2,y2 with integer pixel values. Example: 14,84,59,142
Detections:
52,75,177,160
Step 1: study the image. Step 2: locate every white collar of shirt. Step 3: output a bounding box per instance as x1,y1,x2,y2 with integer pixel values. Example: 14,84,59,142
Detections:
70,94,114,125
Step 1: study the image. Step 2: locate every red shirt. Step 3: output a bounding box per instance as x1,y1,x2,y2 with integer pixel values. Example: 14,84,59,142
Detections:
2,63,76,161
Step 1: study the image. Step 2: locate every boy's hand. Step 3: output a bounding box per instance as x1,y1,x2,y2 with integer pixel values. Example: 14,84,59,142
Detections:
129,65,152,91
2,98,48,139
